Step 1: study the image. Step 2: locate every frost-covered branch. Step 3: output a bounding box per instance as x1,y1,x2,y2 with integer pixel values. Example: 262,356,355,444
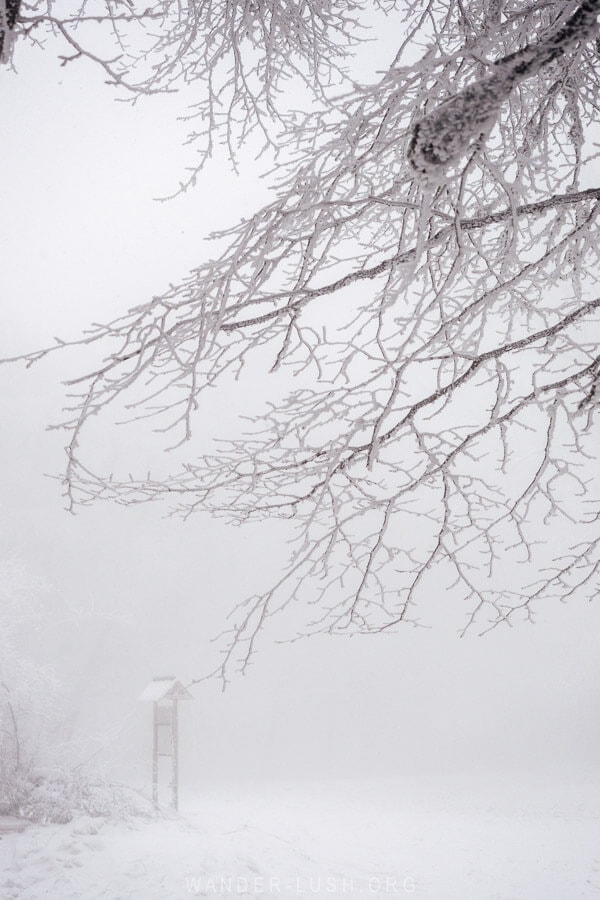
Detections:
5,0,390,168
5,1,600,679
408,0,600,178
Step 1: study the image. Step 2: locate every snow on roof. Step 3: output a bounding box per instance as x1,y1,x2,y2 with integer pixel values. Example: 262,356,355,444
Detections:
138,677,193,702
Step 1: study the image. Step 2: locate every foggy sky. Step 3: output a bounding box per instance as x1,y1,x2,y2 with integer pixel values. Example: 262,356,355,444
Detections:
1,42,599,791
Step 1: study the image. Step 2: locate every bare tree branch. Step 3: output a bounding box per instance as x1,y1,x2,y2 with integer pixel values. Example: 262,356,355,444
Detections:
4,0,600,680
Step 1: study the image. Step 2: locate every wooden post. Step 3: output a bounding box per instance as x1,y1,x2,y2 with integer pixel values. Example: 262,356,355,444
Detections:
152,701,159,806
139,677,191,812
171,698,179,811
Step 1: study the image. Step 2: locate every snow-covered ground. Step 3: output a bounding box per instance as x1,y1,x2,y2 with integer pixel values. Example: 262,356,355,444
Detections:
1,771,599,899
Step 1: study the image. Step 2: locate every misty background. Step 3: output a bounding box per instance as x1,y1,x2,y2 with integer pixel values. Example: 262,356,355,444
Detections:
1,42,599,794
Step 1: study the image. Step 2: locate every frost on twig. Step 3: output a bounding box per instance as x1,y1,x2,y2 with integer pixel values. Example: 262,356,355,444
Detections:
0,0,21,63
408,0,600,179
6,1,600,679
4,0,386,171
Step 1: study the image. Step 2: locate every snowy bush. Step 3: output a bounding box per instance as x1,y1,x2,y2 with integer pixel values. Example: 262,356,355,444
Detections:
0,558,151,825
2,767,151,824
0,758,153,824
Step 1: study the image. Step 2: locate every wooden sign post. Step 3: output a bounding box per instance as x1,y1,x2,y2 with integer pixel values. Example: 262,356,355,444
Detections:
139,676,192,811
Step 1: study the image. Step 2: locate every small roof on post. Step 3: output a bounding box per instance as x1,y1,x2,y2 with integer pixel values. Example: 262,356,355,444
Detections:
138,676,193,702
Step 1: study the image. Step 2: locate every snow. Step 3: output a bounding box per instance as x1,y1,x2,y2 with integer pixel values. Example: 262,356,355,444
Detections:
0,818,28,835
138,678,193,703
1,772,598,899
408,0,600,180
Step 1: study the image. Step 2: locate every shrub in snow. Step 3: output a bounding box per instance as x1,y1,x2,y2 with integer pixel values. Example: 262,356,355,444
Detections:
1,758,153,825
0,560,152,826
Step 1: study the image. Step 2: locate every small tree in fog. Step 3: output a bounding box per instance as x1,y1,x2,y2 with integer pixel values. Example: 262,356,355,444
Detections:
0,561,153,820
7,1,600,679
0,562,50,798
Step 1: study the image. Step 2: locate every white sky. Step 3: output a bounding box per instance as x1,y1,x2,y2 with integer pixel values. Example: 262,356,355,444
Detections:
1,33,599,789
